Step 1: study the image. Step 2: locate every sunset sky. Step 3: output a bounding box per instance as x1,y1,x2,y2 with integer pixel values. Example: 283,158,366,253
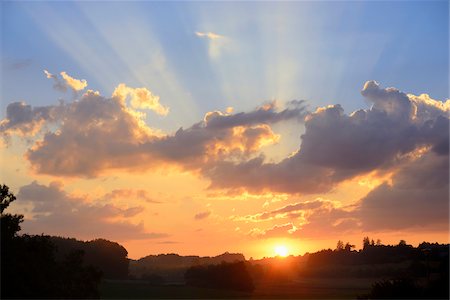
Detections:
1,1,448,259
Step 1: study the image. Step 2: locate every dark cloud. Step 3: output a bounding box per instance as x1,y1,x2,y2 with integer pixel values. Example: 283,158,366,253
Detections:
5,58,33,70
241,150,448,238
205,81,449,194
14,90,306,176
202,100,306,130
17,181,167,241
356,151,449,231
0,101,65,138
194,210,211,220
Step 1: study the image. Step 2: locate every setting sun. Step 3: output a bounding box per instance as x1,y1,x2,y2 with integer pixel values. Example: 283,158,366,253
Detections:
274,245,289,257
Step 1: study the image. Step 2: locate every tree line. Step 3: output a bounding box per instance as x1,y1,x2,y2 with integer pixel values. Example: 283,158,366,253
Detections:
0,184,128,298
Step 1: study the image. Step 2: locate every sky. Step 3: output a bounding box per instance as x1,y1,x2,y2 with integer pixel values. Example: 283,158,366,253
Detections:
1,1,449,259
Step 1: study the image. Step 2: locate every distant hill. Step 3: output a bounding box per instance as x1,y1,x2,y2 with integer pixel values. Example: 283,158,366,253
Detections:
130,252,245,283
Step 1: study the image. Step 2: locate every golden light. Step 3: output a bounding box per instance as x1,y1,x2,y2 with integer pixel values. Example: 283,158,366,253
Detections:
274,245,289,257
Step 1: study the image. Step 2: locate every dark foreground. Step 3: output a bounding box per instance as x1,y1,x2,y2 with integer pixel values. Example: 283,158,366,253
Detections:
100,277,374,299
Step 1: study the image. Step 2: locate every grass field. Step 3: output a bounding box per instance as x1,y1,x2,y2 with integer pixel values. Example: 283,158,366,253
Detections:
100,277,375,299
100,281,251,299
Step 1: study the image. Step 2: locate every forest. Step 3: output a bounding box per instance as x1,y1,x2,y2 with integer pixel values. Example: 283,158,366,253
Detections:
1,184,448,299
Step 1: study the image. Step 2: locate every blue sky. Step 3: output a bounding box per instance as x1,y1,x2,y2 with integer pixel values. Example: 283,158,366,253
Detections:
2,1,448,131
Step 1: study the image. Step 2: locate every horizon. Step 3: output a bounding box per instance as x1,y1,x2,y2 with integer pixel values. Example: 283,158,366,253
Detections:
1,1,449,262
48,235,449,261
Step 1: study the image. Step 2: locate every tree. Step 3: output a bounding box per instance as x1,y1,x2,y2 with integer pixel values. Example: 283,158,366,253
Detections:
0,184,24,240
336,240,344,251
363,237,370,249
0,184,102,299
398,240,407,247
344,242,355,252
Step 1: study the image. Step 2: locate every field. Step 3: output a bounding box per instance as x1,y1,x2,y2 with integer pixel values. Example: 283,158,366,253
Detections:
100,281,250,299
100,277,375,299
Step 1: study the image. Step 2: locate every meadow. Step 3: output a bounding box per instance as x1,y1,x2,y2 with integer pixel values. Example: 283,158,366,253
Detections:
100,277,375,299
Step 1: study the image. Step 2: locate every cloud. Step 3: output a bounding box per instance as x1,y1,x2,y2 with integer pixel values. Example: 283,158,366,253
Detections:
195,31,228,58
203,100,306,129
239,148,448,238
113,83,169,116
205,81,449,194
194,210,211,220
8,79,447,205
356,150,449,231
44,70,87,92
156,241,180,244
244,198,358,239
0,101,65,139
60,71,88,91
19,93,304,176
24,89,157,176
102,189,162,204
248,223,298,239
195,31,224,40
240,199,334,222
17,181,167,241
5,58,32,70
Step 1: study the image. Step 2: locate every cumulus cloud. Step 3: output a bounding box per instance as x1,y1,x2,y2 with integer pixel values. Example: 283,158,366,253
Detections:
17,181,167,241
60,71,88,91
3,77,448,240
239,147,448,238
44,70,87,92
113,83,169,116
356,150,449,230
20,93,304,176
205,81,449,194
0,101,65,138
194,210,211,220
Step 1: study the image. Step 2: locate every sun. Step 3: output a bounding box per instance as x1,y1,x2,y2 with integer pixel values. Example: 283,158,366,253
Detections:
274,245,289,257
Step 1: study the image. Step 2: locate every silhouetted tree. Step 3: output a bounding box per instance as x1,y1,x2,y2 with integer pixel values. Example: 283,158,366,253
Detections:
0,184,23,240
398,239,407,246
0,184,102,299
336,240,344,251
344,242,355,252
363,236,370,249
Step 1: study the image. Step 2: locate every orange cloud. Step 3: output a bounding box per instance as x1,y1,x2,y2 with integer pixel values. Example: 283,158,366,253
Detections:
60,71,88,91
44,70,87,92
113,83,169,116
